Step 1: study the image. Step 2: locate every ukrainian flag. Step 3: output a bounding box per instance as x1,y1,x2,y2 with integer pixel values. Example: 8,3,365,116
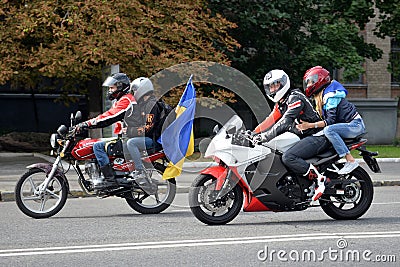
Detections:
159,75,196,179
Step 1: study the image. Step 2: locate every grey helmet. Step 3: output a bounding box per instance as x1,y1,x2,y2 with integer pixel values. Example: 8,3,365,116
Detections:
130,77,154,101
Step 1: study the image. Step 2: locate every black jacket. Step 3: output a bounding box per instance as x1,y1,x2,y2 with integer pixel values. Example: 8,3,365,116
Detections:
256,89,321,141
124,94,162,140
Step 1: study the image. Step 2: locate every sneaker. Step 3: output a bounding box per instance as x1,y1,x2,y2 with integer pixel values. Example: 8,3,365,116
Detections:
338,161,359,175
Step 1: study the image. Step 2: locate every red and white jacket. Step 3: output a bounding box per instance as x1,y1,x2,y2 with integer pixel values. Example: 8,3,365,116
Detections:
85,94,136,134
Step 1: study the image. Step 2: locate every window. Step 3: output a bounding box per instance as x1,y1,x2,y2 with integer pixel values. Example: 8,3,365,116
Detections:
391,38,400,84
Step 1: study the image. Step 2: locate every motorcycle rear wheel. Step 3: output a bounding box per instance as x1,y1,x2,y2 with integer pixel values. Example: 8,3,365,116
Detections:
124,162,176,214
15,168,68,219
320,167,373,220
189,174,243,225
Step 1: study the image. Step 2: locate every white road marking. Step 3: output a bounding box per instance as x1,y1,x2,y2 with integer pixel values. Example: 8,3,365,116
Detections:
1,231,400,257
372,202,400,205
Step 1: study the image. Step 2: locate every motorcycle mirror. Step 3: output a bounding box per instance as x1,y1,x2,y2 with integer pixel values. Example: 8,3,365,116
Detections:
57,125,68,136
212,125,219,134
75,111,82,122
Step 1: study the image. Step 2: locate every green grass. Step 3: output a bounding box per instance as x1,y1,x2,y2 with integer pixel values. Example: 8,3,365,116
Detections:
351,145,400,158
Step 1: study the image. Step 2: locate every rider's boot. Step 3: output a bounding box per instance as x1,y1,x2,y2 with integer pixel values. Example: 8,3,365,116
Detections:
304,164,326,202
99,164,117,187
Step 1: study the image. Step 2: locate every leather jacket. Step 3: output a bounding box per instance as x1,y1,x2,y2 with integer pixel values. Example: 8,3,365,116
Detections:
255,88,321,141
125,94,162,139
85,94,135,134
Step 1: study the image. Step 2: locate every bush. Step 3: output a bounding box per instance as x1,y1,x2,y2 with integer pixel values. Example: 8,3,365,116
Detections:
0,132,51,152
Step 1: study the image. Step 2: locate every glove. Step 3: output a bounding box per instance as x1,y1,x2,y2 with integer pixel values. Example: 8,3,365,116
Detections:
76,121,89,133
252,134,263,145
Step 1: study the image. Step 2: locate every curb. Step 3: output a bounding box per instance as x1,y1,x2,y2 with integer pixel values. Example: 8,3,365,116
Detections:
1,186,191,202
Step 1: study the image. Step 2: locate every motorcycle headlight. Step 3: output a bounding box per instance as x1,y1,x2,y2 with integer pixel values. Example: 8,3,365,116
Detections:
50,133,59,149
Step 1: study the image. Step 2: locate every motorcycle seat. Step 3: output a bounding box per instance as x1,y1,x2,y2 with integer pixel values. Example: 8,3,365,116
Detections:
343,132,366,145
306,133,367,165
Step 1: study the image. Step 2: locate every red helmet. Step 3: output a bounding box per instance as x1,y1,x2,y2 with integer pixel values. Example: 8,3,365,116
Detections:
303,66,331,97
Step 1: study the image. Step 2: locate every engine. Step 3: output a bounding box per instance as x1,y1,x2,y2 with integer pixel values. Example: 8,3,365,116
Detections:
84,160,104,186
277,175,302,200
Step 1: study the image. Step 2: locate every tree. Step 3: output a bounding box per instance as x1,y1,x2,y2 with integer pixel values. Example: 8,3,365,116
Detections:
0,0,238,101
208,0,383,88
375,0,400,79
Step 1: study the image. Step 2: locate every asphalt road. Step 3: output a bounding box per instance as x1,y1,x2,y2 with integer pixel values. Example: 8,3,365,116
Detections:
1,187,399,266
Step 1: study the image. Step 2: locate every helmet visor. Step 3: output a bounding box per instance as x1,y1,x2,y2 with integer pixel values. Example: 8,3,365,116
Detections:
264,80,282,98
102,76,118,87
303,74,319,91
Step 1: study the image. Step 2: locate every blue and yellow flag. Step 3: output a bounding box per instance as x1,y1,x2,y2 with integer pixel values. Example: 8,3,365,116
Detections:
158,75,196,179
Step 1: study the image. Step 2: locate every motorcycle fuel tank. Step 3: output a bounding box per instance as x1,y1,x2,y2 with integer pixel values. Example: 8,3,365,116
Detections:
71,139,100,160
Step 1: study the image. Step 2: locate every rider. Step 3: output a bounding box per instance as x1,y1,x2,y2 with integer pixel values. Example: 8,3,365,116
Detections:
253,69,320,141
76,73,135,186
124,77,163,186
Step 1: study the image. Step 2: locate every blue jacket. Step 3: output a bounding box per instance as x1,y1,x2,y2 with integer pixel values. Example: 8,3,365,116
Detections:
322,80,358,126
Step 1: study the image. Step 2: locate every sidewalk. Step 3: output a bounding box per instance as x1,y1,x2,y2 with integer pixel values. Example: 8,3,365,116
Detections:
1,152,399,202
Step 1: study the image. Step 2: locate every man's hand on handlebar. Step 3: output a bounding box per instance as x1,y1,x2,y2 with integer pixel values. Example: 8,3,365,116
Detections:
75,121,89,134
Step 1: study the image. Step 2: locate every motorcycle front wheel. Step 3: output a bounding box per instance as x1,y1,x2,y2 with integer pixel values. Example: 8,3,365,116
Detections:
189,174,243,225
320,167,373,220
15,168,68,219
124,162,176,214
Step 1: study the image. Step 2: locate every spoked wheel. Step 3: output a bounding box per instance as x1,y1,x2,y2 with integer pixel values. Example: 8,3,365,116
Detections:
124,163,176,214
189,174,243,225
15,168,68,219
320,167,373,220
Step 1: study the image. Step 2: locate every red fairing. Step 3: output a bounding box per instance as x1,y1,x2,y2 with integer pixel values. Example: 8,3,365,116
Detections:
201,165,228,190
243,196,270,212
223,166,270,212
71,139,101,160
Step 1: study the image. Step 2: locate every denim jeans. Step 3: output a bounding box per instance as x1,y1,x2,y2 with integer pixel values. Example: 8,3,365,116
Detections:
93,141,109,167
282,135,331,175
126,137,155,171
323,118,366,158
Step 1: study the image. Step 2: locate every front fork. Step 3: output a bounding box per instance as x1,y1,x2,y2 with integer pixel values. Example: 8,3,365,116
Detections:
35,141,71,195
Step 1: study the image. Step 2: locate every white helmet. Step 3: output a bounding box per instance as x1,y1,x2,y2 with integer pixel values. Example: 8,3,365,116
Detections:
130,77,154,101
263,69,290,102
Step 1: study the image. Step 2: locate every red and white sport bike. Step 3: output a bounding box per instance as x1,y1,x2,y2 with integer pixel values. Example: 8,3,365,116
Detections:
189,115,380,225
15,111,176,219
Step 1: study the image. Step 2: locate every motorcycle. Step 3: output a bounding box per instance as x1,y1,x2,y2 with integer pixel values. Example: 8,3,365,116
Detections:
15,111,176,219
189,115,380,225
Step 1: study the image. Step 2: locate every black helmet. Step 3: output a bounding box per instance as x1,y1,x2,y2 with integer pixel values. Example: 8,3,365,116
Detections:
102,73,131,100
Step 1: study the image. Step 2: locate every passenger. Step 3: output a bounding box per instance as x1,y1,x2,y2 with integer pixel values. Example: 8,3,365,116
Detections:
124,77,162,187
297,66,366,175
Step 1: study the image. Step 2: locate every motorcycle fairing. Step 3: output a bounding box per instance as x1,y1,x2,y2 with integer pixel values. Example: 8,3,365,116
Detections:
246,153,305,211
201,165,228,190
